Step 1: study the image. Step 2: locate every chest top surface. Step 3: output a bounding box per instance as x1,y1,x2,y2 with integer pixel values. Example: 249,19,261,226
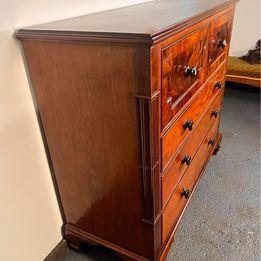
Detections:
17,0,237,39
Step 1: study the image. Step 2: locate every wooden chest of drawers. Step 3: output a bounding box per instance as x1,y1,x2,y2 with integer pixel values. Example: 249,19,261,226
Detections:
16,0,238,260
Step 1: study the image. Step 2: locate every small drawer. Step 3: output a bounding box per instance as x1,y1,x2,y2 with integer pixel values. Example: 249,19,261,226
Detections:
161,63,226,170
208,11,233,75
161,92,223,207
161,25,208,130
162,119,219,242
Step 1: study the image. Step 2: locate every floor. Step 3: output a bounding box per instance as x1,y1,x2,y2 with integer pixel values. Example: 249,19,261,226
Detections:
62,86,260,261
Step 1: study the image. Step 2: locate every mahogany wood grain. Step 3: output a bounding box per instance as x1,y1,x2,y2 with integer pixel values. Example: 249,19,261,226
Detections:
16,1,238,260
161,62,226,170
159,132,222,260
208,11,233,75
153,5,235,47
162,119,220,242
22,41,156,259
16,0,238,43
161,91,223,207
158,234,174,261
161,25,208,129
66,224,151,261
151,45,161,95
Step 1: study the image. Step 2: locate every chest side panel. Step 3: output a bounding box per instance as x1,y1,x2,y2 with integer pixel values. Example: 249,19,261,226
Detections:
22,40,156,258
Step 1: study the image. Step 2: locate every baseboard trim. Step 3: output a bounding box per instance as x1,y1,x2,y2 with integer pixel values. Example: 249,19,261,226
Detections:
43,239,68,261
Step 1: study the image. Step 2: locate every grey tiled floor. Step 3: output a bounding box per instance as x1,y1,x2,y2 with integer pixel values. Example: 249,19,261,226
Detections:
63,86,260,261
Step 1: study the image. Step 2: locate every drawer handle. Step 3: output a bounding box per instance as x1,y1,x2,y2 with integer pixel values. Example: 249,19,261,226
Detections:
208,139,216,146
218,39,227,49
182,155,192,166
214,81,223,89
184,66,198,77
181,188,190,199
184,120,194,131
211,110,219,118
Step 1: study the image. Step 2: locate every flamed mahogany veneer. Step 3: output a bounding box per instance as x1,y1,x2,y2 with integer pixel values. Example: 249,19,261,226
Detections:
16,0,238,260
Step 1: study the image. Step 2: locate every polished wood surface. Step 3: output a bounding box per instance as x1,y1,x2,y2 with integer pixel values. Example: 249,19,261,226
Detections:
161,62,226,170
22,41,157,259
208,11,233,75
16,1,237,260
162,119,220,242
162,91,223,207
17,0,237,37
161,25,208,129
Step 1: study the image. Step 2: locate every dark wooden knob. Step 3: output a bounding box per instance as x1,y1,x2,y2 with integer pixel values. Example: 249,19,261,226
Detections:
213,144,221,155
182,155,192,166
183,120,194,131
211,110,218,118
181,188,190,199
184,66,198,77
214,81,222,89
208,139,216,146
218,39,227,48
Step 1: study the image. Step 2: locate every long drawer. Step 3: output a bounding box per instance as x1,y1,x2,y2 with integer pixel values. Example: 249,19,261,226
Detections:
162,119,220,242
161,92,223,207
208,11,233,75
161,63,226,170
161,25,208,129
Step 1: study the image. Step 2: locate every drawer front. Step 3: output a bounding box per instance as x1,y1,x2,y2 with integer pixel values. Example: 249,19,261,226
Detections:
162,119,219,242
208,11,233,74
161,92,223,207
161,63,226,170
161,26,208,130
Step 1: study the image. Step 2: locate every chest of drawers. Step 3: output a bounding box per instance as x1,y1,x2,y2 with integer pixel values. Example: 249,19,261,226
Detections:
16,0,238,260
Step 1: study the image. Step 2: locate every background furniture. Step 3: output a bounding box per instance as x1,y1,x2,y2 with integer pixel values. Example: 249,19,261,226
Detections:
16,0,238,260
227,56,261,88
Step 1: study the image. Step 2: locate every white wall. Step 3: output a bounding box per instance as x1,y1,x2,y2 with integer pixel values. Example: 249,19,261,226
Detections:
230,0,261,56
0,1,151,261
